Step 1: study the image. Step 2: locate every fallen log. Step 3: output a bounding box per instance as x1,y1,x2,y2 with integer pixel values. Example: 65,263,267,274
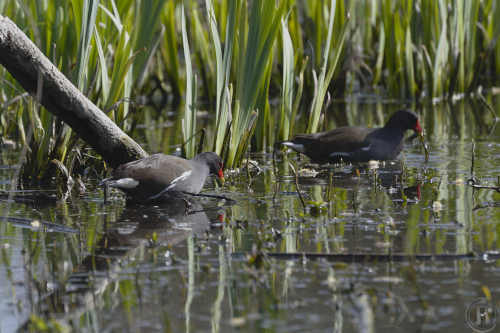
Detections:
0,15,147,167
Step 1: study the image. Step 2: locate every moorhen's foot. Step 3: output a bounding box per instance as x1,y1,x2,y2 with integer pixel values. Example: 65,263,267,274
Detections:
103,184,109,204
182,198,192,214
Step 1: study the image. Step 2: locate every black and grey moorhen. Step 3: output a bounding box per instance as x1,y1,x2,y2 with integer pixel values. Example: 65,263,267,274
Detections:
280,109,422,163
101,152,224,203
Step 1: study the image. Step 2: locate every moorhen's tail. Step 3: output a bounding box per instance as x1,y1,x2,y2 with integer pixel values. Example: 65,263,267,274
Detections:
276,134,318,154
274,140,285,148
99,177,111,187
274,140,303,154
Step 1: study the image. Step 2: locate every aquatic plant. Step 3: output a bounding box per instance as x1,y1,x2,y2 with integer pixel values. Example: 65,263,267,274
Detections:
1,0,499,184
1,0,166,185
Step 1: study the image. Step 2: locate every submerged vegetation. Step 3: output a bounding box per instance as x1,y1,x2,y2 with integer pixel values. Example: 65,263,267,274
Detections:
0,0,499,184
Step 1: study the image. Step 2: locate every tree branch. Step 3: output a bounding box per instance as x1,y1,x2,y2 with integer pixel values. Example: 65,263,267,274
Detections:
0,15,147,167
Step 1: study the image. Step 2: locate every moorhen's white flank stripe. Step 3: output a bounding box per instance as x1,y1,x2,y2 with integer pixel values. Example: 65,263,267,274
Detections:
282,142,305,153
361,144,372,151
166,170,192,191
110,178,139,189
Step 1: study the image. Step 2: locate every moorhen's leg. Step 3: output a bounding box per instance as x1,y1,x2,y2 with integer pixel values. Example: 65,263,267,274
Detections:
103,183,109,204
182,198,192,214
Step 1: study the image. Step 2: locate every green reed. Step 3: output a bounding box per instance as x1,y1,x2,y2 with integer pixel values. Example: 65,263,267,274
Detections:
181,3,197,159
1,0,166,186
205,0,235,157
306,0,348,134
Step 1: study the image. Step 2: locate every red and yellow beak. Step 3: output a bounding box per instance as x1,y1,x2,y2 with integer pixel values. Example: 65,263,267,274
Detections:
217,167,225,184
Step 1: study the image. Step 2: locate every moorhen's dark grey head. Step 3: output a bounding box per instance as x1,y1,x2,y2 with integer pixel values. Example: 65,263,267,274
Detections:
193,152,224,179
384,109,422,134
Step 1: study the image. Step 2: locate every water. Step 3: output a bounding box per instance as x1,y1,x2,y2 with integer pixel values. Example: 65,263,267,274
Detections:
1,100,499,332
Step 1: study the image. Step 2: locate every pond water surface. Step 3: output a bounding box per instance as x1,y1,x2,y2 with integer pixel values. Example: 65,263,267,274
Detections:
1,99,500,332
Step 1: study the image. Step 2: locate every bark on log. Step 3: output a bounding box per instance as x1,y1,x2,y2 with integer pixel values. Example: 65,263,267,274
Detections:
0,15,148,167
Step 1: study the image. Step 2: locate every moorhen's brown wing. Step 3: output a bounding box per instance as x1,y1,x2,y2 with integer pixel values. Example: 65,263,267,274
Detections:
112,154,196,199
102,152,223,203
282,110,422,163
290,126,374,163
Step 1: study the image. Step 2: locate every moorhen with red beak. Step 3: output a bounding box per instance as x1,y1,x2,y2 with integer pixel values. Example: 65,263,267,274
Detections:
101,152,224,203
280,109,422,163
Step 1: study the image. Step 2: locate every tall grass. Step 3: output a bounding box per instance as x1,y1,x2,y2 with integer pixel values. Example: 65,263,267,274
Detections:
278,16,295,142
201,0,288,167
1,0,166,186
277,13,306,142
227,0,286,167
205,0,235,157
159,1,182,105
181,3,197,159
306,0,348,134
1,0,499,180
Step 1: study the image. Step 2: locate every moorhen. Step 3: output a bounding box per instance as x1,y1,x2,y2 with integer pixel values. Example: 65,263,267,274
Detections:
101,152,224,203
280,109,422,163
